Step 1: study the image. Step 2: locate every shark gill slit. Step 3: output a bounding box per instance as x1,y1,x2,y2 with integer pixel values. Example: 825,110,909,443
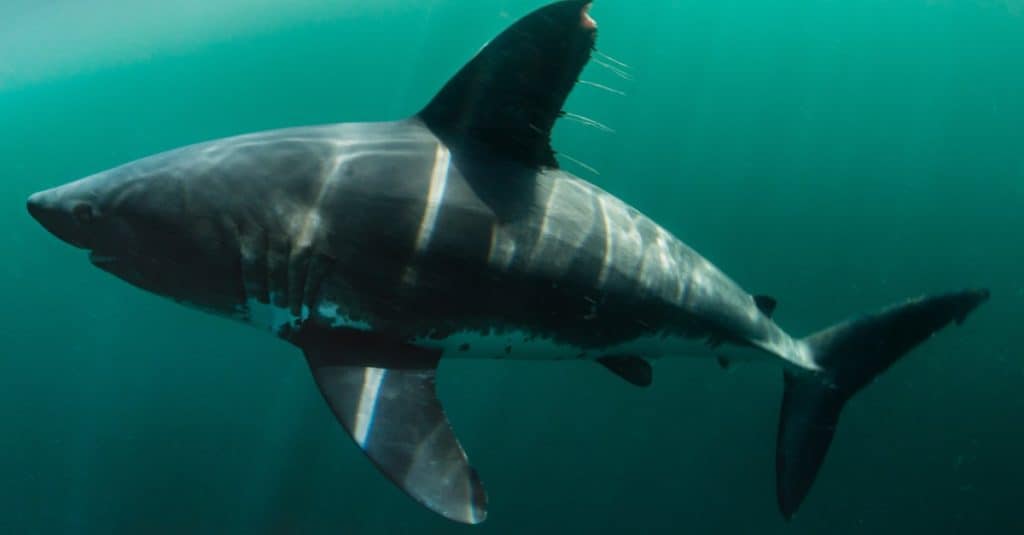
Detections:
291,150,342,320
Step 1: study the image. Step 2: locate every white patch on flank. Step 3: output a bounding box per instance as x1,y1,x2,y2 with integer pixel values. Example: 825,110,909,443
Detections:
529,179,595,275
293,211,321,250
244,294,296,334
783,338,821,371
653,227,687,304
595,195,613,286
637,240,655,289
402,144,451,285
317,302,372,331
353,367,387,448
413,144,452,254
415,328,731,363
602,200,644,279
487,224,517,270
634,227,684,302
684,257,728,309
654,228,674,272
289,146,335,257
239,296,370,334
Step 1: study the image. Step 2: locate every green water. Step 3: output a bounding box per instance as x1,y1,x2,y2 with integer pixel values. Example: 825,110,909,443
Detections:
2,1,1022,533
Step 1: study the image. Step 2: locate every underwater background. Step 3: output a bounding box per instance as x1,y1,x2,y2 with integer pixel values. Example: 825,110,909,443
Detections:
2,0,1022,533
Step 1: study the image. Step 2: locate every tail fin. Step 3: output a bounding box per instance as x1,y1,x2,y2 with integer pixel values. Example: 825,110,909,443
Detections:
776,289,990,519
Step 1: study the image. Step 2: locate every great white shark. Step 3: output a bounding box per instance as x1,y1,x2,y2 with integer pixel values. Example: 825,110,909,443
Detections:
27,1,988,525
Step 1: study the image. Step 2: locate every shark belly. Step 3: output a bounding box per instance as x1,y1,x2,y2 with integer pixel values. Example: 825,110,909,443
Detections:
416,328,725,362
238,294,731,364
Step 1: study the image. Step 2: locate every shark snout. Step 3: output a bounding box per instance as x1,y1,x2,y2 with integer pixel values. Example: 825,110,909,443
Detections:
26,191,46,222
27,188,93,250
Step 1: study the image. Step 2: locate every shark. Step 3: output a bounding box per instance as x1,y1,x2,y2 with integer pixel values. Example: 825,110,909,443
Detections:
26,0,988,524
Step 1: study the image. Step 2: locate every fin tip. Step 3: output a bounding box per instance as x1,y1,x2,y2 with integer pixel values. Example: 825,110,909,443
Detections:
597,355,652,387
417,0,598,169
581,2,598,30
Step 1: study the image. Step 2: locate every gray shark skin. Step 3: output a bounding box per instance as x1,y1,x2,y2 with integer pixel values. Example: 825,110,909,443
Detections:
27,0,988,525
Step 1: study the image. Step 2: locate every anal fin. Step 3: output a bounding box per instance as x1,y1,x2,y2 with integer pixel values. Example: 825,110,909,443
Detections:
295,327,487,524
597,355,652,387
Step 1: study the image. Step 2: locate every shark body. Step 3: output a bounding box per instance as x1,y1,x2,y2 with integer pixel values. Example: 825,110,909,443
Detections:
27,1,988,524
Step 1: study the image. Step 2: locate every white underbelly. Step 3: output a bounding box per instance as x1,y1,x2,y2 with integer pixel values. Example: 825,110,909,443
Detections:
238,297,373,334
238,297,773,365
416,329,755,363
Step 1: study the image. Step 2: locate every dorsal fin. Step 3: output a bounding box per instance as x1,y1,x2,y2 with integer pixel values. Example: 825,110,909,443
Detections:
755,295,778,318
417,1,598,169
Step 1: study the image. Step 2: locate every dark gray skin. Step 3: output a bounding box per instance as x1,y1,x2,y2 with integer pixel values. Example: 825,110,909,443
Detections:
26,0,989,525
28,119,798,364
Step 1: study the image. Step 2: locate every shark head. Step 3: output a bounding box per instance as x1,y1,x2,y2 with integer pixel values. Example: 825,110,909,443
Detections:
27,147,241,309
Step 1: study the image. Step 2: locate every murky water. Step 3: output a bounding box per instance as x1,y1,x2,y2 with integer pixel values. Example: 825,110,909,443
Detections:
2,1,1022,533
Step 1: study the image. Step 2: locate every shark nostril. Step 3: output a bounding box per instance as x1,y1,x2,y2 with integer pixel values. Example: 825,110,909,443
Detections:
72,202,96,225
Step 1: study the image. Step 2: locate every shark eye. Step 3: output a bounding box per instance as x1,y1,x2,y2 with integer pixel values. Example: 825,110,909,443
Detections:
72,202,96,225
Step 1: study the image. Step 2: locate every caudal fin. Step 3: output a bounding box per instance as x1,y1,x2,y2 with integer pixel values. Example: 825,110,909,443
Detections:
776,289,990,519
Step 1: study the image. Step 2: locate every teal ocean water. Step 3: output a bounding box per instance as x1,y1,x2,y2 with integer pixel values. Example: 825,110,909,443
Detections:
3,1,1022,533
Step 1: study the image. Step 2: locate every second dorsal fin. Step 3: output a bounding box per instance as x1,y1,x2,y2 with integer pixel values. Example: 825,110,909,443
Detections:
417,1,598,169
755,295,778,318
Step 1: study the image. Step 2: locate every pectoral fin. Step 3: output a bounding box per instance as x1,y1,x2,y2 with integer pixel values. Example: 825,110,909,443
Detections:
297,328,487,524
597,355,653,387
